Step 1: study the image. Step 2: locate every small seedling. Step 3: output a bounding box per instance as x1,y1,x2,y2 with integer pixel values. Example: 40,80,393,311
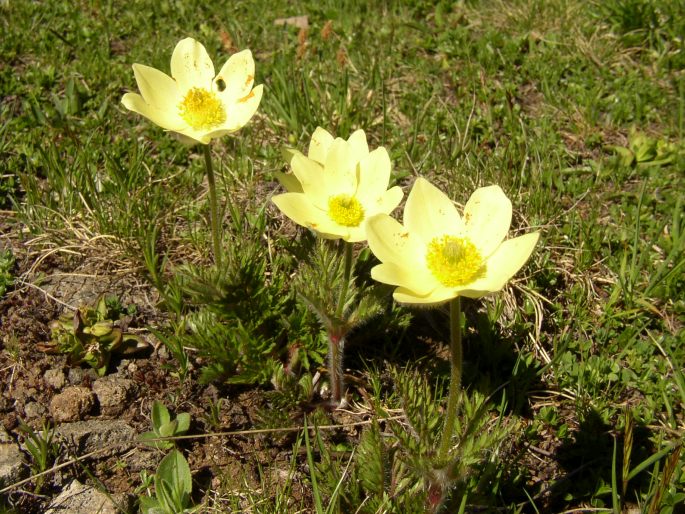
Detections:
608,129,677,168
203,398,223,431
138,449,197,514
0,248,14,297
18,420,59,493
139,400,191,450
38,294,149,376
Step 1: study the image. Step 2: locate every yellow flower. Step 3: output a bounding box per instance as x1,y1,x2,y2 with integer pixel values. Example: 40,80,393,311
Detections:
366,177,539,305
275,127,366,193
272,128,403,242
121,37,263,145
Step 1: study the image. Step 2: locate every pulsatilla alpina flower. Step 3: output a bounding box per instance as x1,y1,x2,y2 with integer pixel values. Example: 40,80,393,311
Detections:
366,177,539,305
272,128,403,242
121,37,263,145
275,127,363,193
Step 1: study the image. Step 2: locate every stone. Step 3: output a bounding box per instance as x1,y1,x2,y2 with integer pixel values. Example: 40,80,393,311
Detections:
23,401,47,420
44,368,66,390
0,427,27,489
92,377,136,417
49,386,95,422
45,479,132,514
125,448,161,472
55,420,136,458
67,367,88,385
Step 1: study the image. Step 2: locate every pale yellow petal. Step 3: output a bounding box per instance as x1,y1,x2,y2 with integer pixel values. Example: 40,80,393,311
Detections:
170,37,215,91
222,84,263,131
176,129,211,145
371,263,436,296
464,185,512,257
346,129,369,159
392,285,456,306
215,49,254,99
272,193,345,239
323,138,356,195
308,127,335,164
204,86,261,140
177,122,221,144
130,64,179,110
170,131,205,146
405,178,464,244
356,147,391,204
345,225,368,243
290,153,329,209
372,186,403,216
458,232,539,295
274,172,303,193
366,214,425,269
281,147,303,167
121,92,185,132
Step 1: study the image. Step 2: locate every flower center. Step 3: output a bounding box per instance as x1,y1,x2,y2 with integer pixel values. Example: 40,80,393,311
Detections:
425,236,485,287
178,87,226,131
327,194,364,227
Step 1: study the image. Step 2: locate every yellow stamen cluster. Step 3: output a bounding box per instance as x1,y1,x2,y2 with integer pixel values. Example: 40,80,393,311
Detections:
425,236,485,287
328,194,365,227
178,87,226,130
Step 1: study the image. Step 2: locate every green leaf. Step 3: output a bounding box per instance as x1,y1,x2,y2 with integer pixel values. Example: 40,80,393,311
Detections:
356,420,388,495
95,295,109,320
120,333,149,355
138,495,161,514
151,401,171,431
158,449,192,499
138,431,173,450
158,419,179,438
154,476,176,513
175,413,191,434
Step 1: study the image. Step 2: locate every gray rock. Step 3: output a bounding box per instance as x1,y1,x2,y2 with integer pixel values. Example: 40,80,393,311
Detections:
92,377,136,417
44,368,67,390
49,386,95,422
67,367,84,385
125,448,161,472
55,420,136,458
23,401,47,420
0,428,12,444
0,427,27,489
45,479,131,514
156,344,171,360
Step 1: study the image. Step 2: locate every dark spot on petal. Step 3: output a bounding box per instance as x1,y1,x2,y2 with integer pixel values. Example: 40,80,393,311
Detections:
216,78,226,92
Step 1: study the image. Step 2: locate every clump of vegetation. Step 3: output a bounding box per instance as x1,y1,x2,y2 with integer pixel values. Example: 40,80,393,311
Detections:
17,420,59,494
139,400,191,451
608,128,679,168
39,295,149,376
138,448,196,514
170,208,326,386
137,401,196,513
0,248,14,297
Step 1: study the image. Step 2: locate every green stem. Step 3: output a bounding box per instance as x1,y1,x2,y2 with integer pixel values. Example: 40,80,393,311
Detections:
203,143,222,268
328,332,345,405
335,242,353,319
328,241,353,405
438,296,462,460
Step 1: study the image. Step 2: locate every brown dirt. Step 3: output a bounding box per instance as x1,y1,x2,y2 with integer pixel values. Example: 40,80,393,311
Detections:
0,216,294,513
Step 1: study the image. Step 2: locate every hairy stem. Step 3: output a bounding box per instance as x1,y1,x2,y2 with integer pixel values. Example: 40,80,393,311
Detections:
335,241,353,319
328,332,345,405
203,143,222,268
438,296,462,460
329,242,353,405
